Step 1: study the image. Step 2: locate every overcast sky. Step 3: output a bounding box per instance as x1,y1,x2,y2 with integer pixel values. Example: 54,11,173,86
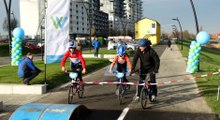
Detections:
0,0,220,35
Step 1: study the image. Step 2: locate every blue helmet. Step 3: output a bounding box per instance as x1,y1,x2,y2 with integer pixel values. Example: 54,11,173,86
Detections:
117,45,125,55
69,41,77,49
138,39,151,47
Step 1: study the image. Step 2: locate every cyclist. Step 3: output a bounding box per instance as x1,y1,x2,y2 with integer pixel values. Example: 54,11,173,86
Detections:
131,39,160,101
109,45,132,94
61,40,86,81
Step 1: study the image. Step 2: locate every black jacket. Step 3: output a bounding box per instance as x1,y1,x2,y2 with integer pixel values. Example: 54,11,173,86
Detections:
132,46,160,73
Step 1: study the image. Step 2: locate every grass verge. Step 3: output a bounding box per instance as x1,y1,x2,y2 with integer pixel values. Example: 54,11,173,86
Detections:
177,39,220,114
0,58,110,90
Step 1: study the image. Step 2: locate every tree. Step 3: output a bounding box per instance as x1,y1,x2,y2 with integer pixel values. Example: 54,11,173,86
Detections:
3,17,18,32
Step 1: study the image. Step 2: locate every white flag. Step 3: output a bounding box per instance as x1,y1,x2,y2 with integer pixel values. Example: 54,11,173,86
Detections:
45,0,70,64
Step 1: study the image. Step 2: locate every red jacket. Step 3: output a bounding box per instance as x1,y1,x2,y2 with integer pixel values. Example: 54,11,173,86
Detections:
61,50,86,68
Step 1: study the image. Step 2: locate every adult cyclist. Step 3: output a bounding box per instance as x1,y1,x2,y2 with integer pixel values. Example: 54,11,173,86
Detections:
131,39,160,102
61,40,86,81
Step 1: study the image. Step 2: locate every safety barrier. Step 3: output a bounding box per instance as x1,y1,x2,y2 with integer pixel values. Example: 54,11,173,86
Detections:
9,103,88,120
75,70,220,86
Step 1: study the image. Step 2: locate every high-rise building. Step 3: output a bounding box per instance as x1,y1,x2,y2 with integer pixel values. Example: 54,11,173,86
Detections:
70,0,108,37
100,0,142,36
20,0,108,38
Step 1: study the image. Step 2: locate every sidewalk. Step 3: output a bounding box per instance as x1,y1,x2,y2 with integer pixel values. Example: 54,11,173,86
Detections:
0,43,217,119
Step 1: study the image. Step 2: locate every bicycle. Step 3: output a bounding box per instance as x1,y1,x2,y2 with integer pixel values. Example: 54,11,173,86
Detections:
113,71,129,105
66,70,84,104
135,72,156,109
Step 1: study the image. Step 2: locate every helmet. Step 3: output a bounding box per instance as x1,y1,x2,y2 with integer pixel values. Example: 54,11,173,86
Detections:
69,41,77,49
117,45,125,55
138,39,151,47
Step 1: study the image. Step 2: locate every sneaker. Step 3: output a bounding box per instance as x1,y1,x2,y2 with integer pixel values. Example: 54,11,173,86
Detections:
151,95,157,102
133,96,139,101
115,89,119,96
23,79,31,85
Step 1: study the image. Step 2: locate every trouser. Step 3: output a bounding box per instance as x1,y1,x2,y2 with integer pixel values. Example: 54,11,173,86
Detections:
71,62,83,81
94,48,99,57
137,72,157,96
23,70,40,83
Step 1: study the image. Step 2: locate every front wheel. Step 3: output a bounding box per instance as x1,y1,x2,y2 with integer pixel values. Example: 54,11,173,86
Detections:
67,86,73,104
77,84,84,98
118,85,124,105
140,87,148,109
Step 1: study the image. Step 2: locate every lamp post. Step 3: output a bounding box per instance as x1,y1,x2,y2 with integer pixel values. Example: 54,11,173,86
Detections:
172,17,183,50
76,0,92,51
171,25,179,39
190,0,200,71
190,0,199,34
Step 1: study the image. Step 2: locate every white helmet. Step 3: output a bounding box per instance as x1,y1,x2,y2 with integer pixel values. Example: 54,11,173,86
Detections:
69,40,77,49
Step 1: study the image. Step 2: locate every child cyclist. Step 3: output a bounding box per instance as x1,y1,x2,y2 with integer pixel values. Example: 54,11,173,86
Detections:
61,40,86,81
109,45,132,94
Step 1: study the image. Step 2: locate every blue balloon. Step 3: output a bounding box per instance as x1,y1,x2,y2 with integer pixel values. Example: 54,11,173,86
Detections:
191,41,196,45
13,27,25,39
196,31,210,45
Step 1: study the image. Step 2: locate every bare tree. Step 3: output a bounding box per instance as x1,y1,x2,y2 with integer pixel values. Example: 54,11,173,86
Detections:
3,17,18,32
3,0,12,56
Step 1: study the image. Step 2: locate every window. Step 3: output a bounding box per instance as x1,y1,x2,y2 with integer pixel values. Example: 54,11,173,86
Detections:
152,23,155,28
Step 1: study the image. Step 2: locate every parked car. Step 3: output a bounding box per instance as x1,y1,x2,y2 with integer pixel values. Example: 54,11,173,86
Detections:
126,41,139,50
117,40,127,49
107,40,117,50
108,40,139,51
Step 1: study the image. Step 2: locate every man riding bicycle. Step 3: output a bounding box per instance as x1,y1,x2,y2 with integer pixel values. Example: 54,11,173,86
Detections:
131,39,160,102
61,40,86,81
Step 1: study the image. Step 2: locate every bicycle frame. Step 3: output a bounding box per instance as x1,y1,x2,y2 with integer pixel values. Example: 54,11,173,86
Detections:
67,71,84,104
114,71,127,105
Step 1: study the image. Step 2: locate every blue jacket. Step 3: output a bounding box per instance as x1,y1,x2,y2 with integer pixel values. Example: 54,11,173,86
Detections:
18,57,37,77
92,40,101,48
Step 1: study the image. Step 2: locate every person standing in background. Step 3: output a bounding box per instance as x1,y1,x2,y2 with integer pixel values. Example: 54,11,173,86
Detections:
92,36,101,57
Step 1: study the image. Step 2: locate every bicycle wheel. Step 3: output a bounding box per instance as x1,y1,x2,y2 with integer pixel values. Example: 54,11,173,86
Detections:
67,86,73,104
118,85,124,105
77,84,84,98
140,87,148,109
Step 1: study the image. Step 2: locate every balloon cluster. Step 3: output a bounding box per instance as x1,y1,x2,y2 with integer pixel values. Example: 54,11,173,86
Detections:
186,31,210,73
11,27,25,66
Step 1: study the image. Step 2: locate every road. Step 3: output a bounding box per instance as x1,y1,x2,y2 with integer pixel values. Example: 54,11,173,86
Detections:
2,43,219,120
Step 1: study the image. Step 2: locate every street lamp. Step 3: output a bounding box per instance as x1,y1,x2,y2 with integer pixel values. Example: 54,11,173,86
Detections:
189,0,200,71
171,25,179,39
172,17,183,50
76,0,92,51
189,0,199,34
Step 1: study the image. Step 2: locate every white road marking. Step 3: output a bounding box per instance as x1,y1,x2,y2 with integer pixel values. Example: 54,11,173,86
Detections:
117,107,129,120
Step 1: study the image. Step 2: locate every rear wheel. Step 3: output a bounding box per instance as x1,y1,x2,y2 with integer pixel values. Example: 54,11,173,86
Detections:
78,84,84,98
118,85,124,105
67,86,73,104
140,87,148,109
